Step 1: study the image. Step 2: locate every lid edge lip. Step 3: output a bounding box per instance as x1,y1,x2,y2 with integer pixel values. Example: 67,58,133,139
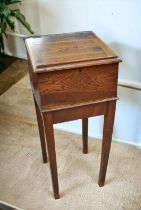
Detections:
34,57,121,74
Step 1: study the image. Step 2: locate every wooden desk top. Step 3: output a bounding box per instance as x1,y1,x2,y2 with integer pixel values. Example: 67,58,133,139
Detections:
25,31,121,73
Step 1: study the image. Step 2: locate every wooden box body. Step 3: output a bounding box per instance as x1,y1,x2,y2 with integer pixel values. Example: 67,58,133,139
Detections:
25,31,121,111
37,64,118,111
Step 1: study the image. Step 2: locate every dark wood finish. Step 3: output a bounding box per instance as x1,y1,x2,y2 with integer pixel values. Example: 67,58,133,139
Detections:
98,100,116,187
25,31,121,199
33,95,48,163
37,64,118,111
52,101,108,124
43,112,59,199
82,118,88,154
25,31,121,73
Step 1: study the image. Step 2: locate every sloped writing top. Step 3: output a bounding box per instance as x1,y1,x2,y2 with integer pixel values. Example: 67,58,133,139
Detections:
25,31,121,73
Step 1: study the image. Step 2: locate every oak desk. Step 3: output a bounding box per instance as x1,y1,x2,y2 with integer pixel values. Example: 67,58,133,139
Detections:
25,31,121,199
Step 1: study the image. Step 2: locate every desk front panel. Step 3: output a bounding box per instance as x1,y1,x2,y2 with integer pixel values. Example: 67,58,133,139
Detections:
37,63,119,111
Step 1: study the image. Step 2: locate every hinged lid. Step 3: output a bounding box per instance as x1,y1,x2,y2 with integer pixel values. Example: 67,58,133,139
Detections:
25,31,121,73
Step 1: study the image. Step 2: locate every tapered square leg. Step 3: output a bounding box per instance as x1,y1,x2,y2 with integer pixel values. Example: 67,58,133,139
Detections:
82,118,88,154
98,100,116,187
43,112,60,199
33,96,48,163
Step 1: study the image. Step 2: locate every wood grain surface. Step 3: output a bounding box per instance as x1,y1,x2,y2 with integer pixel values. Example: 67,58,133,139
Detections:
25,31,121,73
37,64,118,111
52,102,107,124
25,31,121,199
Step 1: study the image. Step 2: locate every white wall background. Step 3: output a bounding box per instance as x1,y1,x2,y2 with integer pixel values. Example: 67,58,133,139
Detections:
5,0,141,146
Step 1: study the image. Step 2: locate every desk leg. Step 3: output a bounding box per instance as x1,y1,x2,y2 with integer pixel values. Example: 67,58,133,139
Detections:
98,100,116,187
33,96,48,163
43,112,60,199
82,118,88,154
